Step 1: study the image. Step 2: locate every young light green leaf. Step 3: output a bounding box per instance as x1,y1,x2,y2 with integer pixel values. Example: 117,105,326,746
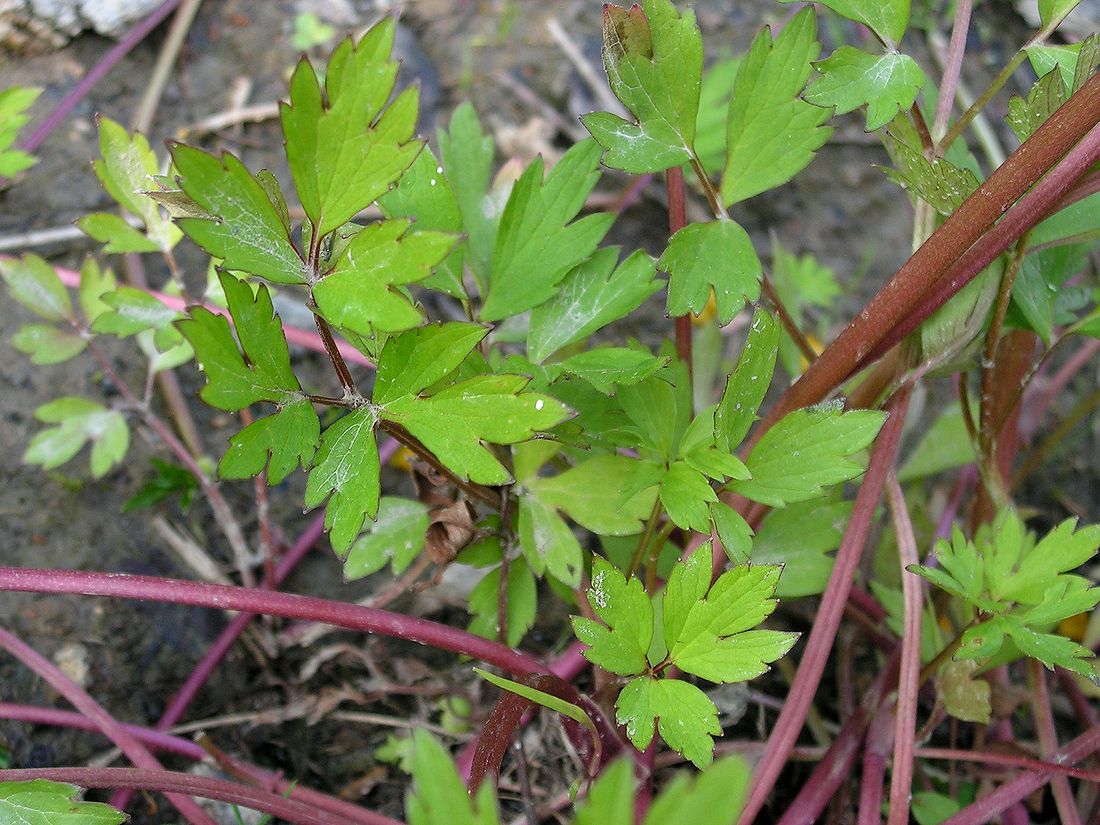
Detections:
694,58,741,177
581,0,703,173
438,102,497,289
518,495,583,587
380,375,570,485
137,326,194,374
12,324,87,364
24,397,129,479
659,461,718,533
730,405,887,506
531,454,658,535
373,323,489,405
0,85,40,176
616,676,721,768
721,9,832,206
715,307,779,452
281,22,423,236
0,254,72,322
468,557,537,648
574,759,634,825
1039,0,1084,31
77,259,116,324
171,144,305,284
557,347,667,395
573,555,653,675
480,140,614,321
312,219,455,336
752,498,852,597
896,403,976,482
92,116,179,249
618,367,692,461
709,501,754,564
667,548,796,683
219,398,320,486
527,248,662,363
76,213,161,253
379,146,466,297
780,0,910,45
642,755,750,825
474,667,595,732
881,116,979,214
90,286,180,338
660,221,762,324
806,47,926,132
1007,69,1065,142
0,779,126,825
304,407,381,553
343,496,428,579
959,614,1098,682
177,272,301,411
406,731,499,825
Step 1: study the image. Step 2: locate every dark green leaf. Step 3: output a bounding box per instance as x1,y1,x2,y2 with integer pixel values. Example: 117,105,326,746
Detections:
715,307,779,451
219,398,320,485
374,323,489,405
881,117,979,215
0,779,126,825
780,0,910,44
557,347,667,395
517,495,583,586
343,496,428,579
438,102,497,290
807,47,925,131
616,677,721,768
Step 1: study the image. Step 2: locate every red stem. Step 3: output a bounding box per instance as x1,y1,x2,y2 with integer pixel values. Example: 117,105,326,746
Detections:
1030,660,1083,825
738,385,913,824
940,723,1100,825
0,767,402,825
932,0,972,146
0,568,543,676
0,627,217,825
916,745,1100,783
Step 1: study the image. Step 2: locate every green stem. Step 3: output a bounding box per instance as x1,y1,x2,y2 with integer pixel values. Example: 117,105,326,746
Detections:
629,498,664,579
644,520,677,592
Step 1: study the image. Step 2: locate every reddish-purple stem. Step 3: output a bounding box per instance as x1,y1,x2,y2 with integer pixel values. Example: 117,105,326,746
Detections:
0,767,402,825
738,386,912,824
1030,660,1084,825
857,701,893,825
941,723,1100,825
0,627,217,825
884,473,922,825
0,568,543,676
932,0,972,146
19,0,181,155
0,703,384,825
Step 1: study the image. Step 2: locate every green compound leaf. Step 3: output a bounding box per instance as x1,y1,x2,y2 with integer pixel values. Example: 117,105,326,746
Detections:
77,259,116,325
468,556,537,647
881,116,979,215
171,143,305,285
660,221,762,324
281,21,422,236
177,272,301,411
617,677,721,768
1040,0,1085,30
531,454,658,536
781,0,910,45
0,780,127,825
581,0,703,173
92,116,180,249
752,498,852,598
518,495,583,587
557,347,667,395
480,140,614,321
0,254,72,322
343,496,428,579
312,219,456,336
379,146,466,297
721,9,832,206
373,323,489,405
438,102,497,289
0,85,40,176
24,397,129,479
381,375,571,485
573,555,653,676
715,307,779,452
12,324,87,364
667,547,797,683
219,397,320,486
527,248,662,364
91,286,180,338
730,404,887,507
806,47,926,132
304,407,380,553
407,731,499,825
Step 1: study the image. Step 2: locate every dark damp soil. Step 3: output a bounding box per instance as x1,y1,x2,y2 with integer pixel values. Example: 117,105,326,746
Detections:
0,1,1096,823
